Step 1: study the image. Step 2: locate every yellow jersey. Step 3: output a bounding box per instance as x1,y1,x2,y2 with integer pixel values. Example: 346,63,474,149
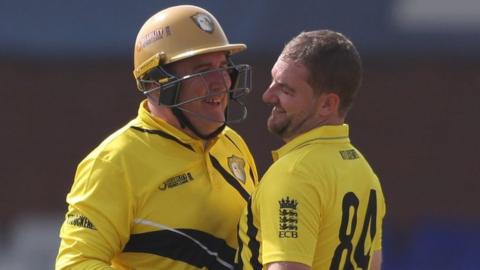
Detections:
56,100,258,270
237,124,385,270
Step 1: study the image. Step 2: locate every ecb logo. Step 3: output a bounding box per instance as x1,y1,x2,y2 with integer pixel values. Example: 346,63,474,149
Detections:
278,196,299,238
279,231,298,238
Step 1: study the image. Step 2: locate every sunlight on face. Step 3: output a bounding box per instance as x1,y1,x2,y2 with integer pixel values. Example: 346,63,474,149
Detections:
263,57,319,141
170,52,231,135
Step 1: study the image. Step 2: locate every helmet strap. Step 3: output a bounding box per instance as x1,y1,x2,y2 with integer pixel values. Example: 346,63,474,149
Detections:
171,107,225,140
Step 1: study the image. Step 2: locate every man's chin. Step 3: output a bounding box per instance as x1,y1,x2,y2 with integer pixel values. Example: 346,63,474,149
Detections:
188,111,225,124
267,117,289,136
198,121,225,133
267,122,282,136
204,110,226,122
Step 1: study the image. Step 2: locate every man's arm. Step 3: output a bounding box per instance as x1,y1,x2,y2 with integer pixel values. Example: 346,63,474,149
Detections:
267,262,310,270
370,250,382,270
56,158,132,269
266,251,381,270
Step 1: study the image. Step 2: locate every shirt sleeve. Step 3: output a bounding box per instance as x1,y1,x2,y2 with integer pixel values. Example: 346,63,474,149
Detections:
257,168,322,267
56,157,134,269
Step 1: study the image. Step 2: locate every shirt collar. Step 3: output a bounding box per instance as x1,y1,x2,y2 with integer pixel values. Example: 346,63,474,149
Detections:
272,124,350,161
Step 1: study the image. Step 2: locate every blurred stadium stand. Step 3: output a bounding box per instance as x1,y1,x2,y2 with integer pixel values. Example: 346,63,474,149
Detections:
0,213,62,269
1,0,479,269
382,221,480,270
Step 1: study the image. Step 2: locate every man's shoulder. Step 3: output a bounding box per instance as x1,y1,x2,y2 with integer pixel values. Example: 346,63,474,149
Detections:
267,144,336,182
84,119,141,161
281,143,332,165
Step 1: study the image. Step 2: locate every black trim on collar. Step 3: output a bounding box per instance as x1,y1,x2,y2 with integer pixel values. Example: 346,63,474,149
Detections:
130,126,194,152
224,134,240,152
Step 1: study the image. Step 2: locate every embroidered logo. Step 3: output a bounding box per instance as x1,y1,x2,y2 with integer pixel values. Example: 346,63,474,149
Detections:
159,172,194,191
66,214,96,230
135,26,172,52
227,155,246,184
278,196,298,238
339,149,359,160
191,12,215,33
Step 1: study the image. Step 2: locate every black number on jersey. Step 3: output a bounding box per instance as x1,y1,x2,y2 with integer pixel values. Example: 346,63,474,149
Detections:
329,189,377,270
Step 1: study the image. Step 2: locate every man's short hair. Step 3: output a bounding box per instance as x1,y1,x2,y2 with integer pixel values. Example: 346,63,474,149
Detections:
281,30,363,115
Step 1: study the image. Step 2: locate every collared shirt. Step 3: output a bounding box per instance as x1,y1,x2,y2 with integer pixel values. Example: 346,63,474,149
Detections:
56,100,258,270
237,124,386,270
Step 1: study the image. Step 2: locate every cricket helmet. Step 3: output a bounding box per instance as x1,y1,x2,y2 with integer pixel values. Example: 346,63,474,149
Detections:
133,5,246,82
131,5,252,139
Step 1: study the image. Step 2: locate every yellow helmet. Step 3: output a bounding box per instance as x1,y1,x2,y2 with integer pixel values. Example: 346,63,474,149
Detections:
132,5,252,139
133,5,246,82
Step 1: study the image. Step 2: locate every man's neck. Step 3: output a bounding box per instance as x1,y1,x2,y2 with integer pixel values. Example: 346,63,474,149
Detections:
282,116,345,143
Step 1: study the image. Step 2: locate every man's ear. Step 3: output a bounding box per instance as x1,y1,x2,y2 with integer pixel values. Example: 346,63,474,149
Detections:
317,92,340,116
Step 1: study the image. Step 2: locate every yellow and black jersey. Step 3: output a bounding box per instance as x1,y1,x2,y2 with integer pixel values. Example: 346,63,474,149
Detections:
56,100,258,270
237,124,385,270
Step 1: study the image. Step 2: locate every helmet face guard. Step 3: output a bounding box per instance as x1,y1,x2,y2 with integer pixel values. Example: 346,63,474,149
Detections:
139,62,252,125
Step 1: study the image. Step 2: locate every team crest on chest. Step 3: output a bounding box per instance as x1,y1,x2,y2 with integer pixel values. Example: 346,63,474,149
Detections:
191,13,215,33
227,155,246,184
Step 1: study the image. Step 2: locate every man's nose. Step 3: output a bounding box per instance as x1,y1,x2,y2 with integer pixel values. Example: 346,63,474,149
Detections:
207,70,231,91
262,85,276,104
